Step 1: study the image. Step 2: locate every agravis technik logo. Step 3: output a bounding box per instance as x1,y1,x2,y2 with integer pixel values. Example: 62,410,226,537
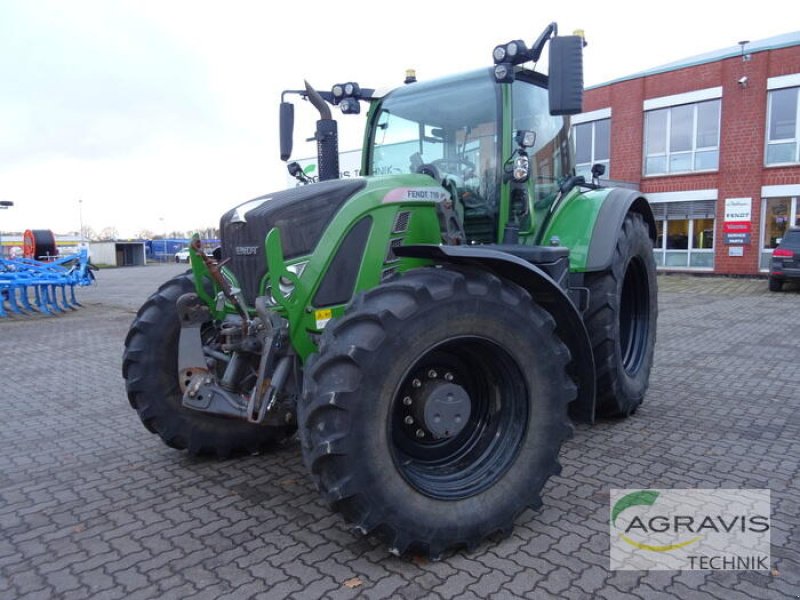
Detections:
610,489,770,570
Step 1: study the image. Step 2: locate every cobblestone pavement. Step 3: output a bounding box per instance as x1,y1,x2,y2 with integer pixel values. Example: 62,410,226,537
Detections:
1,265,798,599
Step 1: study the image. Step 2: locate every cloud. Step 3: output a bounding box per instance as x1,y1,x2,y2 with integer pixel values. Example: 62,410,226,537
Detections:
0,1,221,166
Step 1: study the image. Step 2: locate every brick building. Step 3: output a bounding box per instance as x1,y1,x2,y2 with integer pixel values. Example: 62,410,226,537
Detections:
575,32,800,275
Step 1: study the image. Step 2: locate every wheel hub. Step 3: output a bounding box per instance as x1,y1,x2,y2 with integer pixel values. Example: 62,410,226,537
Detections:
402,369,472,441
421,381,471,439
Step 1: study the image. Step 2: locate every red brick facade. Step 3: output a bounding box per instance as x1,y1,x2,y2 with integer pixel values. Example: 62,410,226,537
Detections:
584,40,800,275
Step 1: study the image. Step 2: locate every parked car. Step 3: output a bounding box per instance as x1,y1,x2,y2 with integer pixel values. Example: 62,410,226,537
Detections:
769,227,800,291
174,247,191,263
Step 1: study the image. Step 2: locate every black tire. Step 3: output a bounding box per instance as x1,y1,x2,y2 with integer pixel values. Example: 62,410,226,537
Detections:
768,276,783,292
584,212,658,417
122,273,292,457
298,267,576,557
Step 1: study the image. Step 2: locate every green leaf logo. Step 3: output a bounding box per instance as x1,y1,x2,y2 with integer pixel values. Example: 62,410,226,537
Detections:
612,490,659,525
303,164,317,175
611,490,702,552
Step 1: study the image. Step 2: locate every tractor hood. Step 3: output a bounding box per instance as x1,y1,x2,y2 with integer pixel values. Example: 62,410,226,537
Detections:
220,178,367,303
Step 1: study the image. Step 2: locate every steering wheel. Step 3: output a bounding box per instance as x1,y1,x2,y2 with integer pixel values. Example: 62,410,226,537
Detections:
431,157,475,174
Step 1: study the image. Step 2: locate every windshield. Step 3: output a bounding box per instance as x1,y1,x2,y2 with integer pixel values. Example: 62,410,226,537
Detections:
370,69,500,181
369,69,572,243
370,70,501,242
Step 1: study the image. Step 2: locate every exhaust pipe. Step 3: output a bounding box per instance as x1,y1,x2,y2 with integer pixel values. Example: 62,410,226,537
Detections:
304,80,339,181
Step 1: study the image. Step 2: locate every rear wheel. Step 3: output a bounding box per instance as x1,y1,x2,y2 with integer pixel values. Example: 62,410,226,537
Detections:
768,276,783,292
299,268,576,557
122,273,293,457
585,212,658,417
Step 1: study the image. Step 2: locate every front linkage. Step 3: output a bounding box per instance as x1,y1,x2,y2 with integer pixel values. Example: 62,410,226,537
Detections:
177,235,296,427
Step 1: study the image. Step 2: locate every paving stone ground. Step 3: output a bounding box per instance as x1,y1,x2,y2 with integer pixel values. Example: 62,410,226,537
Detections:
1,265,798,599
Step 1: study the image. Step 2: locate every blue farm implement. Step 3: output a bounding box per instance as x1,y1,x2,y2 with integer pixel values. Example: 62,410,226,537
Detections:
0,249,97,318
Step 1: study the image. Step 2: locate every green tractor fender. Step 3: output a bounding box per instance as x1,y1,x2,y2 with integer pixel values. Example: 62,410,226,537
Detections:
395,244,596,424
542,187,657,272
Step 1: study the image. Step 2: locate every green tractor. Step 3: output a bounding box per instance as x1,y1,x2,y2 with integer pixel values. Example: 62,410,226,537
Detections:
123,23,657,557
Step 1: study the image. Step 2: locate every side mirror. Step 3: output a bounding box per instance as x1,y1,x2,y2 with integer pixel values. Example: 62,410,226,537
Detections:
287,161,312,185
591,163,606,186
279,102,294,161
548,35,583,116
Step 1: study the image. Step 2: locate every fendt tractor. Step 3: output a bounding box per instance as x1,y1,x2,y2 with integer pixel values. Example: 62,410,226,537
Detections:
123,23,658,557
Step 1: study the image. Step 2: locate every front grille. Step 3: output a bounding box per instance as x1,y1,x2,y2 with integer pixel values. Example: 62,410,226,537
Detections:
219,179,366,304
392,211,411,233
385,238,404,263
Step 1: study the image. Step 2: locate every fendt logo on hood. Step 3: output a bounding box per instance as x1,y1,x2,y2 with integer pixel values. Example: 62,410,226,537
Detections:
234,246,258,256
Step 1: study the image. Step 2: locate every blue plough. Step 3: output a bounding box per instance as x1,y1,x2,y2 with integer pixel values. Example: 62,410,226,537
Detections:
0,249,97,318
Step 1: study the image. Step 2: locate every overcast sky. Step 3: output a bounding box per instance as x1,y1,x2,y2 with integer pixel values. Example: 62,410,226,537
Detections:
0,0,794,237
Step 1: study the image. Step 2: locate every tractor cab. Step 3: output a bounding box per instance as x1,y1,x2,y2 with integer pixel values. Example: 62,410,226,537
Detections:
280,24,585,248
366,68,573,244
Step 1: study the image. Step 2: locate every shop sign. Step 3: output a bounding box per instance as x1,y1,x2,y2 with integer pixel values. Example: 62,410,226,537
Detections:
724,198,752,222
724,233,751,245
723,222,751,234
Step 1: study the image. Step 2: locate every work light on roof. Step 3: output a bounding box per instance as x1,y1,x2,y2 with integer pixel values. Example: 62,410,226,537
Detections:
493,40,530,66
506,40,528,60
331,82,361,103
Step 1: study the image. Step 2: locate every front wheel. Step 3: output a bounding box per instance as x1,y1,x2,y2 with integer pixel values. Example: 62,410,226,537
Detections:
298,268,576,557
122,273,293,457
584,212,658,417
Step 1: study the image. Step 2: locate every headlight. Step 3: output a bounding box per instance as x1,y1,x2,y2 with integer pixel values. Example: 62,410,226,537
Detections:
287,262,307,278
277,262,307,297
493,46,506,62
494,63,514,83
513,155,530,182
332,84,343,98
506,41,519,58
339,97,360,114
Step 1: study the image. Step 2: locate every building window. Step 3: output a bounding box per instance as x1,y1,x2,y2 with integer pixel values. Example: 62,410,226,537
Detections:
573,118,610,180
644,100,720,175
765,87,800,165
651,200,716,269
760,197,798,269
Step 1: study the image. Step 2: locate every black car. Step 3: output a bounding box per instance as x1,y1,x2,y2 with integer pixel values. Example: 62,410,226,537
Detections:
769,227,800,291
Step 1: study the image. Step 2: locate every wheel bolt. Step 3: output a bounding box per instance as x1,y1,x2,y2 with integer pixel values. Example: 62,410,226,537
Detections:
444,372,454,382
412,378,422,388
415,429,425,438
404,416,414,425
427,369,438,379
402,396,412,406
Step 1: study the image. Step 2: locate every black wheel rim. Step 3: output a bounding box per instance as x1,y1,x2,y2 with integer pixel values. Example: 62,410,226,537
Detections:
389,336,529,500
619,256,650,376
